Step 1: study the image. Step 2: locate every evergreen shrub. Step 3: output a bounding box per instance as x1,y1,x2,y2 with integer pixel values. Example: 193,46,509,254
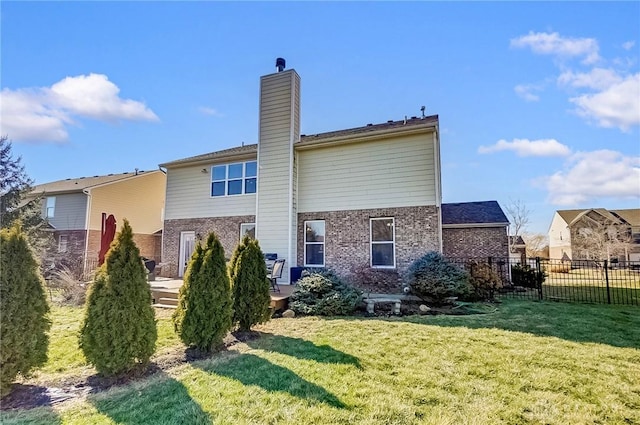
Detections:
466,260,503,301
405,251,471,304
511,264,546,288
231,237,271,331
79,219,157,376
172,232,233,351
289,270,362,316
0,224,51,396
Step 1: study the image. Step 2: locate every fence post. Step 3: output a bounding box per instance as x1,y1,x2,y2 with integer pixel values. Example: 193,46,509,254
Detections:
536,257,543,300
604,260,611,304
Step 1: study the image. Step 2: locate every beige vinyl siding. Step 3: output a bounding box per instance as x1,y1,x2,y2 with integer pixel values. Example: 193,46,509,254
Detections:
548,212,572,259
88,171,166,234
297,132,436,213
165,165,256,220
256,70,299,280
46,193,87,230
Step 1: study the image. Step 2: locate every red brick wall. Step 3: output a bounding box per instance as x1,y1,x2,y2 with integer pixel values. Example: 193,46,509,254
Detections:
442,226,509,259
297,206,441,293
161,215,255,277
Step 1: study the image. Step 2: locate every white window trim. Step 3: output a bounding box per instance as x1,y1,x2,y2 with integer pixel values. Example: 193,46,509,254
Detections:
46,196,56,218
370,217,396,269
240,223,256,240
304,220,325,267
58,234,68,253
210,161,257,197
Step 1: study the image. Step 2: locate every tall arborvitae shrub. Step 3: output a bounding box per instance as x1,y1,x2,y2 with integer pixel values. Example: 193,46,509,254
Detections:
0,224,51,396
228,235,249,283
79,219,157,376
172,233,233,352
231,238,271,331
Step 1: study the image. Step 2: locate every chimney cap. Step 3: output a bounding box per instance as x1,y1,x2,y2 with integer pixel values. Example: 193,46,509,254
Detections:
276,57,286,72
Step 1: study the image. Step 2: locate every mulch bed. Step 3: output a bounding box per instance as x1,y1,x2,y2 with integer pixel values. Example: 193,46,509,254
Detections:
1,331,260,412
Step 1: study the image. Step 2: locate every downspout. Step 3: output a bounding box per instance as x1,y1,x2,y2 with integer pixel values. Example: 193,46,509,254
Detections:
82,188,92,277
159,166,168,268
433,127,443,253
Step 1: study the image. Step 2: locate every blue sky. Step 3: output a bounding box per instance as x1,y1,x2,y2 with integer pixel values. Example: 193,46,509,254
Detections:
2,2,639,235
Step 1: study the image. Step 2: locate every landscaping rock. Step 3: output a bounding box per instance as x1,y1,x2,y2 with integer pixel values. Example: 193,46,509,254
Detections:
282,309,295,318
419,304,431,313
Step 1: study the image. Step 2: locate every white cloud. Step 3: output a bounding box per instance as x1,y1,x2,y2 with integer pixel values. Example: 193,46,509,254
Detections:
542,150,640,205
511,31,600,64
514,84,541,102
0,73,158,143
622,41,636,51
569,73,640,131
198,106,223,117
557,68,623,90
478,138,571,157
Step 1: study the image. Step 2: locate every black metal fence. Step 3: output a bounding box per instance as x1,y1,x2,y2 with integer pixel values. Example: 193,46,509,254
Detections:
448,257,640,306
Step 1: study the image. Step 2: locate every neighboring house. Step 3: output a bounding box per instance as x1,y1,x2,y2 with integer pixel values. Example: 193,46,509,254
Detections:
508,235,527,263
31,170,166,273
441,201,510,259
548,208,640,263
159,63,506,293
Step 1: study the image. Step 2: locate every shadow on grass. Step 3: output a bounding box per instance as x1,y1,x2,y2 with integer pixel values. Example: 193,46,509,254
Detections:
397,300,640,349
197,353,346,408
245,333,362,369
89,369,211,425
0,385,62,425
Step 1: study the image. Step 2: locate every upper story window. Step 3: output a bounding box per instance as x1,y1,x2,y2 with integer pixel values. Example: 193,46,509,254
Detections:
46,196,56,218
370,217,395,268
211,161,257,197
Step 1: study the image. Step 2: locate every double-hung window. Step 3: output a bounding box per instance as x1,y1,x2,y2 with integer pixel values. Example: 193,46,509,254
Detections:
240,223,256,240
46,196,56,218
211,161,257,197
58,234,68,253
304,220,325,266
370,217,395,268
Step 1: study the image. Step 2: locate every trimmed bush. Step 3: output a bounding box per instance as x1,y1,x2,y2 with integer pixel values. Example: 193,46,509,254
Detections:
405,251,471,304
231,238,271,331
466,261,503,301
290,270,362,316
511,264,546,288
79,219,157,376
173,232,233,352
0,224,51,396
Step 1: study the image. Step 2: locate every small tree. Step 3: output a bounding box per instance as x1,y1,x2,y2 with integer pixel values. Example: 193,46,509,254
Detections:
405,251,471,304
172,233,233,352
0,136,53,259
231,238,271,331
0,224,51,396
228,235,249,283
79,219,157,376
505,199,530,254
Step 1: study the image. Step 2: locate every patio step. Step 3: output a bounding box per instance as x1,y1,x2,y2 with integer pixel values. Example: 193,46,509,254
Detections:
157,297,178,306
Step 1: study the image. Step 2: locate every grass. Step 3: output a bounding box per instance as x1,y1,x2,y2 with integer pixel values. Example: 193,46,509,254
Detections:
2,300,639,425
507,267,640,305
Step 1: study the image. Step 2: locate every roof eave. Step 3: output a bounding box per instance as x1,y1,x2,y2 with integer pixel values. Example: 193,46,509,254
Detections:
442,222,509,229
295,122,437,151
160,151,257,169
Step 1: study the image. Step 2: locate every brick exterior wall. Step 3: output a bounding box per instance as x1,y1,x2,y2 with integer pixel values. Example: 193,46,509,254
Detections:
162,215,255,277
46,230,87,269
297,206,440,294
87,230,160,262
442,226,509,259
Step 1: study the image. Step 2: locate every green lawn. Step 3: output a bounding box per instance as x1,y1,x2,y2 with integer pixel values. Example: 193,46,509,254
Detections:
2,300,639,425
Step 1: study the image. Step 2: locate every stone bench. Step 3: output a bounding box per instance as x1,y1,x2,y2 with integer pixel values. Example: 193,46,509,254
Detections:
365,298,402,315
